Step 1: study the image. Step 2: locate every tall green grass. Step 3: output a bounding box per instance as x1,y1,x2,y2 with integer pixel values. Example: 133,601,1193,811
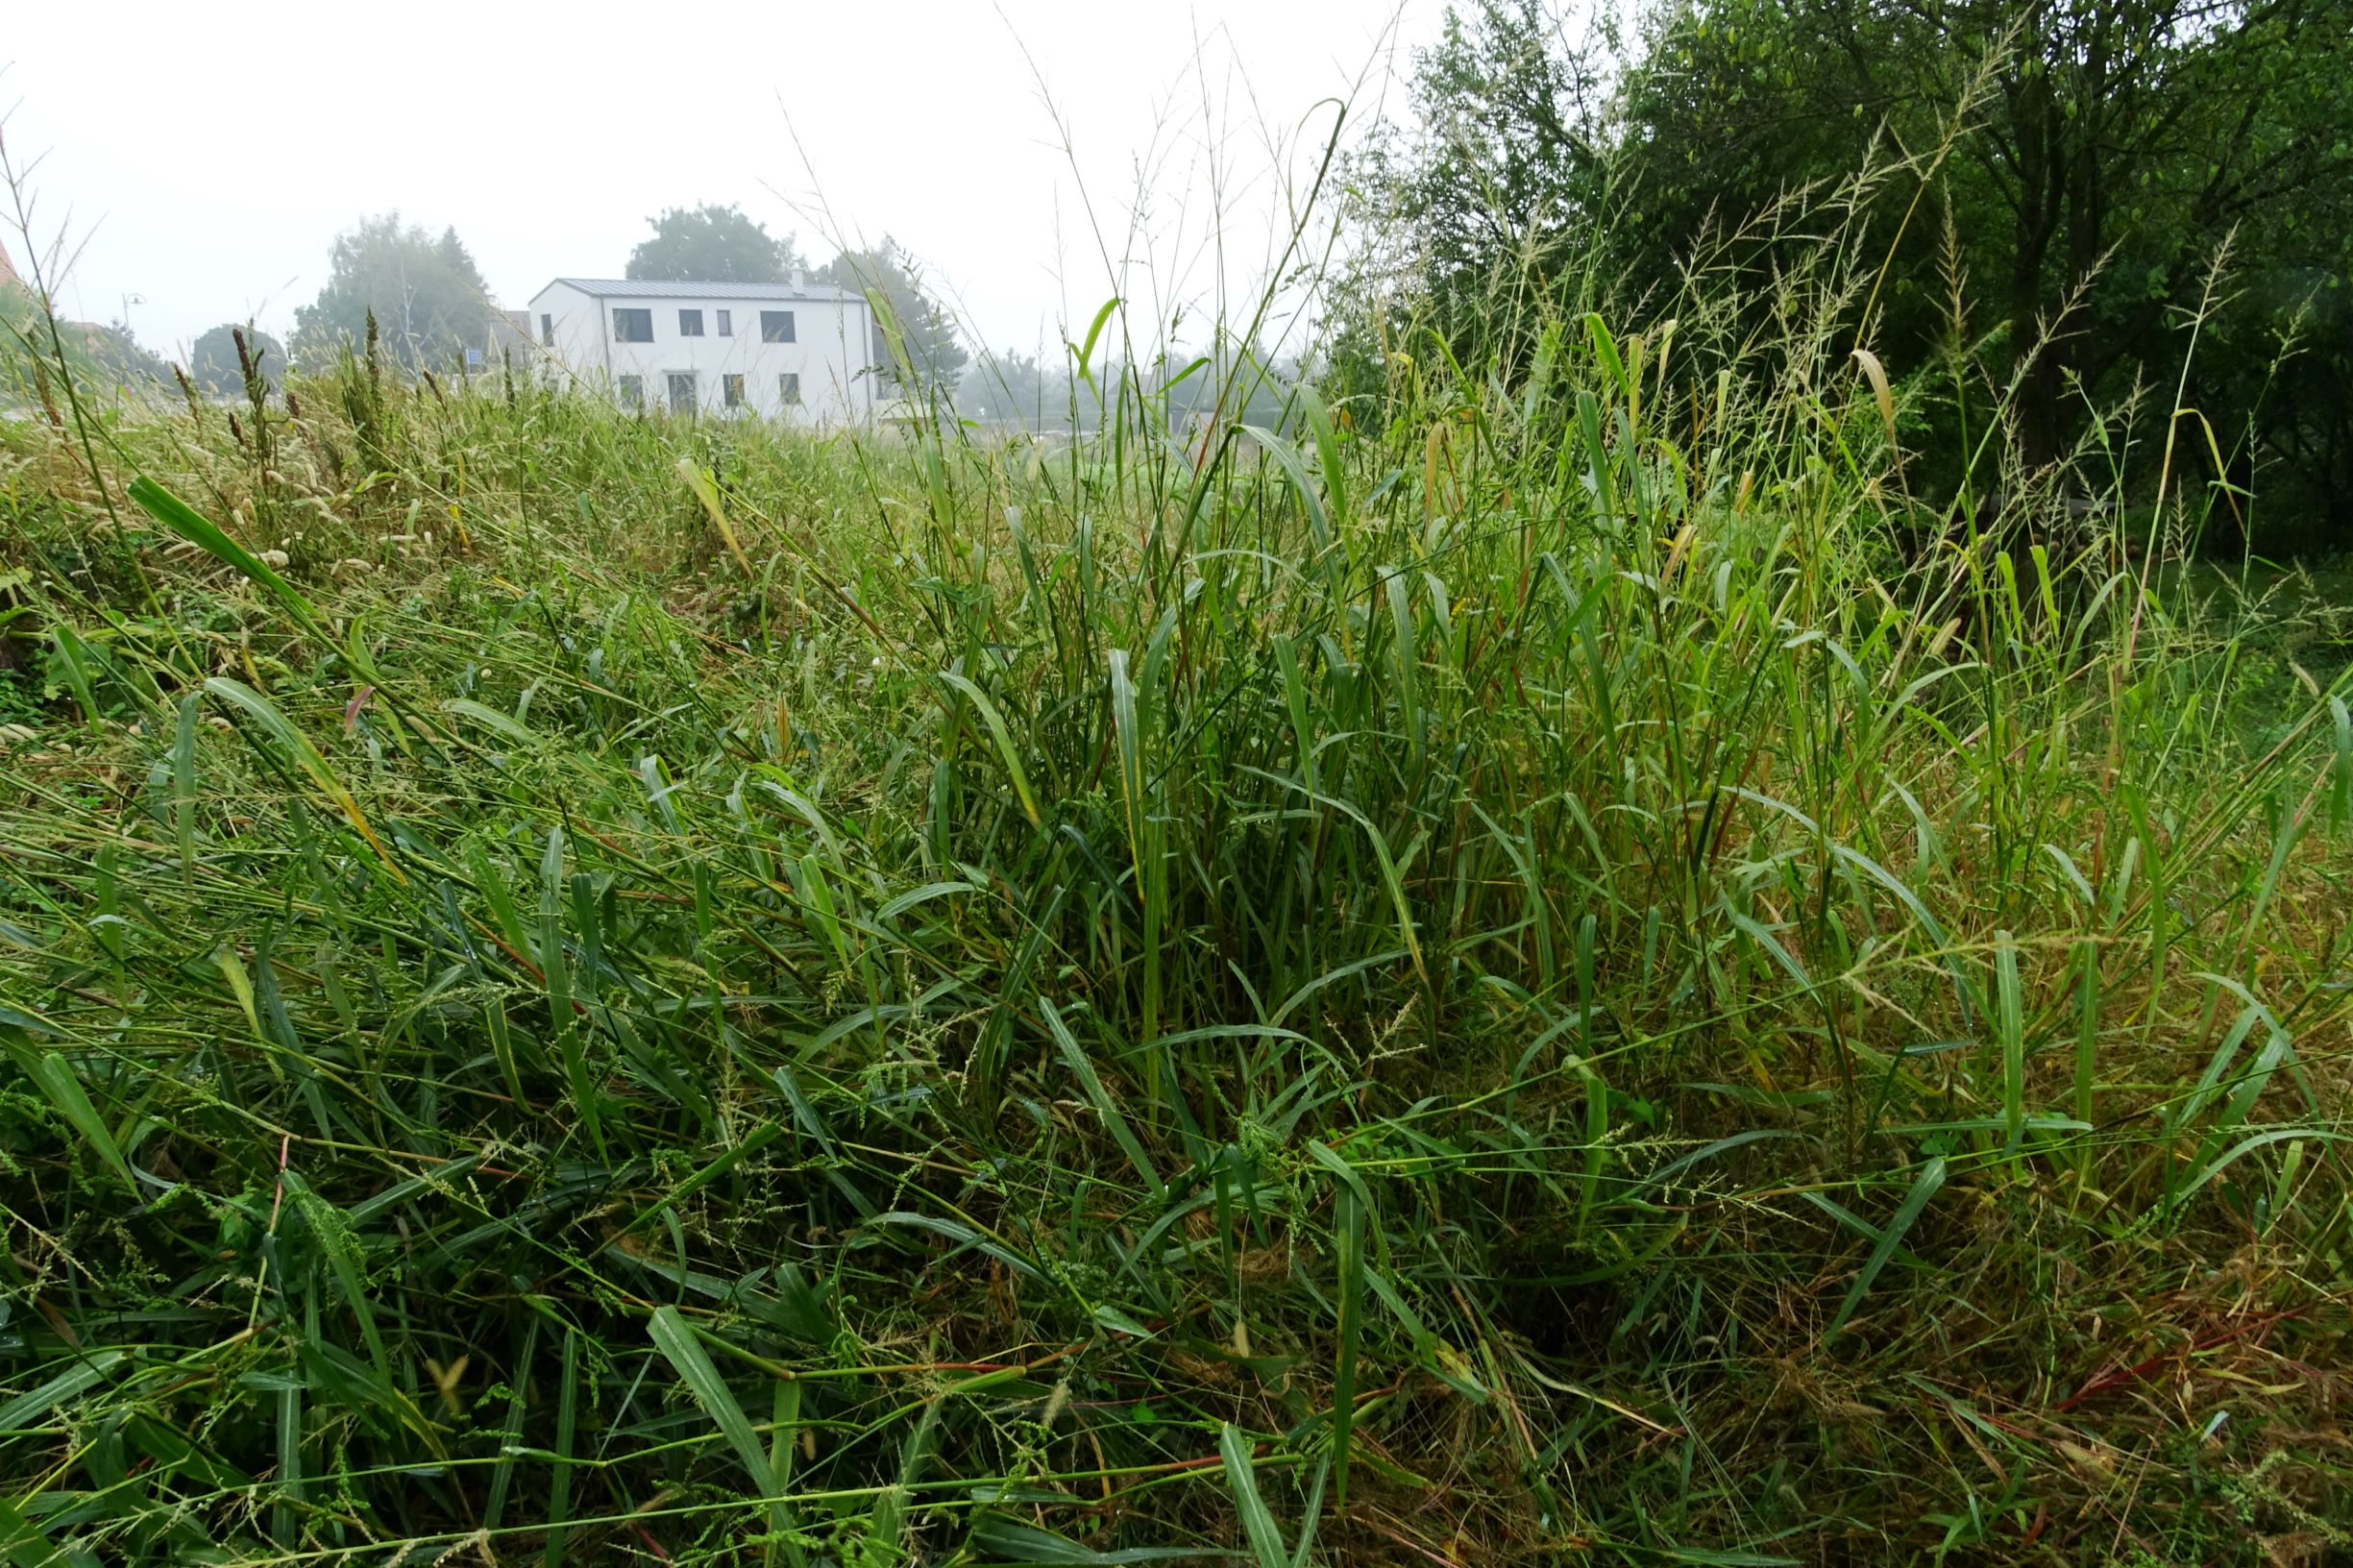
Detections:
2,175,2350,1566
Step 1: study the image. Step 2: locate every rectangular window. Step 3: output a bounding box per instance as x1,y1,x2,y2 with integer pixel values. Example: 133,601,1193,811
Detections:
716,309,732,336
539,312,553,346
778,372,801,406
667,371,697,413
612,307,653,342
678,308,704,336
723,373,746,408
618,374,644,409
760,309,796,343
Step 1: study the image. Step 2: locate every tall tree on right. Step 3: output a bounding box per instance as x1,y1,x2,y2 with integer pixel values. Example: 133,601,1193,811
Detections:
1359,0,2353,539
1340,0,1612,377
817,240,968,398
1619,0,2353,482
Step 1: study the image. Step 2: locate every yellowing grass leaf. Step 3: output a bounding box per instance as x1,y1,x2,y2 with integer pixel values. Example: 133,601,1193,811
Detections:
1851,347,1897,449
678,458,755,576
205,677,406,884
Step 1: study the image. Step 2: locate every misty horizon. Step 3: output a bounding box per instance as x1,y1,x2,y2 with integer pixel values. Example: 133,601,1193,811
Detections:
3,0,1437,368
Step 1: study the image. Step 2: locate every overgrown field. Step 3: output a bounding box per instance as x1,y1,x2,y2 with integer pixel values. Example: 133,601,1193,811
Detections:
3,301,2352,1568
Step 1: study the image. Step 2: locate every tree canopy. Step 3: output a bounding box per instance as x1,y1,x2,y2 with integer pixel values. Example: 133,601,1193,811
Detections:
959,350,1053,424
187,323,282,396
625,204,802,284
817,240,968,394
1346,0,2353,546
1624,0,2350,477
289,214,496,373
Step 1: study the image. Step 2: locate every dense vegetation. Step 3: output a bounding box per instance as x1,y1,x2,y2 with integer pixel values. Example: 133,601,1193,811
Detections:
2,281,169,402
185,327,283,400
284,215,502,377
1339,0,2353,553
626,206,809,288
4,9,2352,1564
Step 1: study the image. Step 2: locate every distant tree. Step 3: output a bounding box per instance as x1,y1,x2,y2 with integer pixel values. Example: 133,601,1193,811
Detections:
960,350,1052,423
188,323,282,396
626,204,801,284
80,320,173,387
289,213,496,373
1151,342,1300,434
817,239,968,394
1,277,171,393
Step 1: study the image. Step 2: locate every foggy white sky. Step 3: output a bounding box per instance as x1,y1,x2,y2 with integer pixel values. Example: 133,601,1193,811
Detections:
4,0,1441,366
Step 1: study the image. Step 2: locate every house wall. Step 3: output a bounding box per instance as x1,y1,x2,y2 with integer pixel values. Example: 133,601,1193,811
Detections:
525,282,876,424
530,282,607,394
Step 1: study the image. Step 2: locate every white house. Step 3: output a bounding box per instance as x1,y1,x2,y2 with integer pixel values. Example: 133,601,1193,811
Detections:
526,274,881,423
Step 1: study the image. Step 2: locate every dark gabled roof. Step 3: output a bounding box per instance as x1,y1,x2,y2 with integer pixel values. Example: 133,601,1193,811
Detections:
543,277,863,303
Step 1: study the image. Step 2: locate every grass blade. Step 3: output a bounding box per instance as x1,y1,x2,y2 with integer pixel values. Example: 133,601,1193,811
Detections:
939,669,1042,829
205,676,404,883
542,1326,578,1568
1,1030,134,1192
968,1515,1206,1563
649,1305,777,1495
679,457,755,576
1825,1157,1947,1342
129,475,324,634
0,1351,126,1432
1042,999,1163,1196
1994,930,2024,1158
1218,1423,1290,1568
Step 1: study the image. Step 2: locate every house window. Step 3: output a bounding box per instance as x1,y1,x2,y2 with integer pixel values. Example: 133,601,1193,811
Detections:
678,308,704,336
618,375,644,409
539,312,553,346
716,309,732,336
760,310,796,343
612,307,653,342
667,371,697,413
723,373,746,408
778,372,801,406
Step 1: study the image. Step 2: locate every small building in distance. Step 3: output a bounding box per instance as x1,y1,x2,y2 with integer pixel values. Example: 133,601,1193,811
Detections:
527,274,881,423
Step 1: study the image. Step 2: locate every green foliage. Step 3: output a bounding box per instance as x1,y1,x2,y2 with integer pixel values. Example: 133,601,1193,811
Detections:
1351,0,2353,548
1,161,2350,1568
186,322,282,396
288,211,496,374
1621,0,2352,484
960,348,1055,423
625,202,804,285
2,279,170,402
1336,0,1610,376
818,237,969,394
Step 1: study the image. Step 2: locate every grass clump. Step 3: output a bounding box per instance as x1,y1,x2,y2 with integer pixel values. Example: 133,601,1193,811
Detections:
2,202,2352,1568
